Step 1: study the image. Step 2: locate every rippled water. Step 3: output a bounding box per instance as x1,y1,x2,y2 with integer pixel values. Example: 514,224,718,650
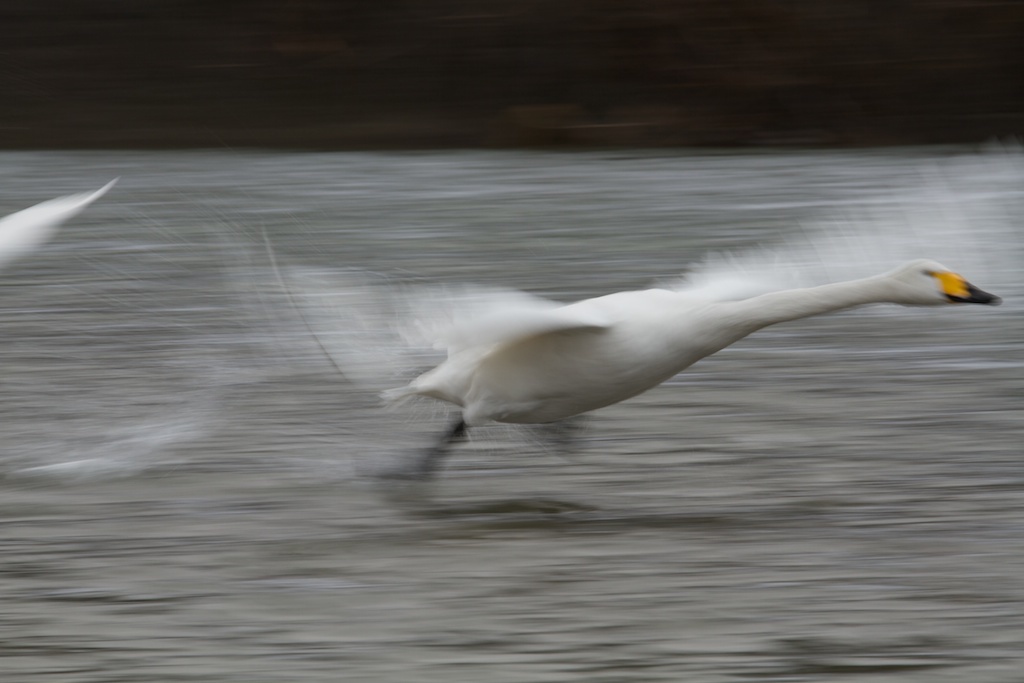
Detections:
1,148,1022,681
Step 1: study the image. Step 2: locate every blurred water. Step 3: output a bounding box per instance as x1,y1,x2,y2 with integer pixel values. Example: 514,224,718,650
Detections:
0,148,1022,682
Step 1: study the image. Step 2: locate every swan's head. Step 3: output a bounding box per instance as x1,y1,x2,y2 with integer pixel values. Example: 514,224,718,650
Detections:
886,259,1001,307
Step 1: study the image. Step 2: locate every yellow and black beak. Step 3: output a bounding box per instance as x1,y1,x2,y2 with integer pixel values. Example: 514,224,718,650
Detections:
935,271,1002,306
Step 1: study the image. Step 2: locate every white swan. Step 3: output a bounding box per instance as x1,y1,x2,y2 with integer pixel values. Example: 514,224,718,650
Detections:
383,259,1000,477
0,180,117,271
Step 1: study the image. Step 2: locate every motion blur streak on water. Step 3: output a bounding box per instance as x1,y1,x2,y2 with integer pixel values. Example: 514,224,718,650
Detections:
0,148,1022,681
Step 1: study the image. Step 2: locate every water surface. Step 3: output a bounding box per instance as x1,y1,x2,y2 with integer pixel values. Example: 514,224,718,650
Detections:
0,148,1022,682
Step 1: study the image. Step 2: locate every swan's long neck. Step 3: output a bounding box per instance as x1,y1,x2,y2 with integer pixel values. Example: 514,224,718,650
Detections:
725,275,892,333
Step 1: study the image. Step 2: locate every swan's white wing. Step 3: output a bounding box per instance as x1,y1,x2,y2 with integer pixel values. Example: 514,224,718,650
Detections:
0,179,117,271
264,267,609,390
667,147,1024,302
266,266,421,388
670,250,807,302
667,222,923,302
406,285,610,355
672,221,989,304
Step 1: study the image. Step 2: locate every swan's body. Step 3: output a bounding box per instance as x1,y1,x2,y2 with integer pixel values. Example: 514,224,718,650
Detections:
0,180,116,271
382,259,999,476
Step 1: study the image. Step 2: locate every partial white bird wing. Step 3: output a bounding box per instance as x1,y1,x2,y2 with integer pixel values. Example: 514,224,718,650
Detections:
669,149,1024,302
0,179,117,271
263,267,609,391
668,249,810,302
260,245,613,391
264,265,417,388
406,285,610,355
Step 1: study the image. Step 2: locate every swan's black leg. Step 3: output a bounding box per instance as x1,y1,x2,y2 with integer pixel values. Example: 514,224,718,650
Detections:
410,417,468,479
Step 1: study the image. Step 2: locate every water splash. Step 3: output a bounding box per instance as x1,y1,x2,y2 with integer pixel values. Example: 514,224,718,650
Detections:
6,403,216,483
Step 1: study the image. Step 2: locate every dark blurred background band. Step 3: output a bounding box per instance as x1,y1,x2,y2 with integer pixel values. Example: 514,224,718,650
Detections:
1,1,1022,149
